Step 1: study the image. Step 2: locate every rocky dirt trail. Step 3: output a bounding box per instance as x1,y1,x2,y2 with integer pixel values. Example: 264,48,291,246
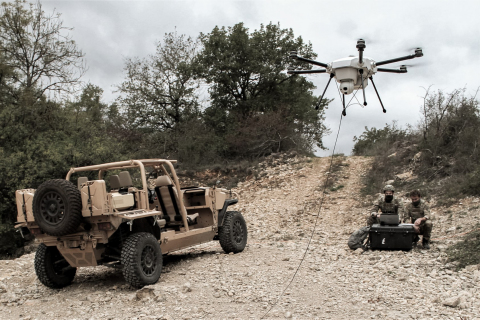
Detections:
1,155,480,320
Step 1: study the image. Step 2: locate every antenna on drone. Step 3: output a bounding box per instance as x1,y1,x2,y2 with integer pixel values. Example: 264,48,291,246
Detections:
287,39,424,115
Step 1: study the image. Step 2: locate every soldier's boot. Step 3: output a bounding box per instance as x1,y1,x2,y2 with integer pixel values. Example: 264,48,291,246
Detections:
422,239,430,249
421,220,433,250
412,235,419,248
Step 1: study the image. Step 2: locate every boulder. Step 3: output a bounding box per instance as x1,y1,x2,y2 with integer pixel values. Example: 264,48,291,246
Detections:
442,296,461,308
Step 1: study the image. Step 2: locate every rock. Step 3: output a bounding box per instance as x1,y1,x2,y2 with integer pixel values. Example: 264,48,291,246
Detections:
354,248,364,255
385,180,395,185
464,265,478,272
285,311,293,318
473,270,480,281
4,292,17,302
413,152,422,162
136,287,155,300
213,292,221,298
442,296,461,308
182,282,192,293
446,227,456,233
395,172,416,181
0,283,7,294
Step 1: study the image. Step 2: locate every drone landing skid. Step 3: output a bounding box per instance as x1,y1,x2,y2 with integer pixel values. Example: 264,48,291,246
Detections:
315,73,335,110
370,77,386,113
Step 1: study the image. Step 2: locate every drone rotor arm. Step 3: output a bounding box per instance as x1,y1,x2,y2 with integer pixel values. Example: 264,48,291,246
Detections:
287,69,327,75
375,48,423,66
290,51,329,68
377,67,408,73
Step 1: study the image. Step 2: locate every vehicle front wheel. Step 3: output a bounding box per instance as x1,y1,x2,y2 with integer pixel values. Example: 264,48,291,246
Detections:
218,211,247,253
34,243,76,288
121,232,162,288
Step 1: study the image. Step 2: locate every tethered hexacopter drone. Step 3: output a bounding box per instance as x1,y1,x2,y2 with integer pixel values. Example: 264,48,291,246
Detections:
287,39,424,116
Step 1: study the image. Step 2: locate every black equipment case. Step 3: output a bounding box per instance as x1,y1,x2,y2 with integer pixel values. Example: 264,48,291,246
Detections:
369,224,415,250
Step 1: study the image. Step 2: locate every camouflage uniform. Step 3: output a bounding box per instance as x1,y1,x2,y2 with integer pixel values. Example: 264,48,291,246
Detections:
403,199,433,241
366,195,404,226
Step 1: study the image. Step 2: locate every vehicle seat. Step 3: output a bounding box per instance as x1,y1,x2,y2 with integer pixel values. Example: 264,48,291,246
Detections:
118,171,133,194
154,175,198,225
77,177,88,190
109,175,121,191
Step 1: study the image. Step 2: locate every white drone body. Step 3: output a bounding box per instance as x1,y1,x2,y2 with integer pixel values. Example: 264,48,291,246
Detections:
327,56,376,95
288,39,422,114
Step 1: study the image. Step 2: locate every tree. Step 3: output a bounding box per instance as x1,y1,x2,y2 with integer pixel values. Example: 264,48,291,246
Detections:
419,88,480,175
197,22,329,157
0,0,85,100
117,31,200,132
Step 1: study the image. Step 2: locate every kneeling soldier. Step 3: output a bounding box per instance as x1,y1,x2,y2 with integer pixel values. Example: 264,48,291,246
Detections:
404,189,433,249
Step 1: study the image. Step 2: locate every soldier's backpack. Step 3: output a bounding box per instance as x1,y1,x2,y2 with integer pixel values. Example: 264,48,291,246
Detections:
348,226,370,250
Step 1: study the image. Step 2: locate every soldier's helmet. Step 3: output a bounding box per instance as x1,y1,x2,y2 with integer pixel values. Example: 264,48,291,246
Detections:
383,185,395,193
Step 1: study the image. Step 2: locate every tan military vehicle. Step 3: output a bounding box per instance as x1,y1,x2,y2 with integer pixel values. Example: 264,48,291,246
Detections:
15,159,246,288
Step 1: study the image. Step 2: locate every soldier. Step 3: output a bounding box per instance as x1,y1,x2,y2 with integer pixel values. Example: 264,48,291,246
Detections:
367,184,404,226
403,189,432,249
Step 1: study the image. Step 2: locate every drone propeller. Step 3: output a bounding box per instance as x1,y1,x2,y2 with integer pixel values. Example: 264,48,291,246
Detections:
392,62,427,68
405,46,423,52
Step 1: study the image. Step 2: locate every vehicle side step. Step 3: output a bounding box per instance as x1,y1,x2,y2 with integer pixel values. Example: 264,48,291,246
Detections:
115,210,164,220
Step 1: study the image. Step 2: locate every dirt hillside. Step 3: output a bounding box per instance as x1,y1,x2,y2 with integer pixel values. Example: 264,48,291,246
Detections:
1,155,479,320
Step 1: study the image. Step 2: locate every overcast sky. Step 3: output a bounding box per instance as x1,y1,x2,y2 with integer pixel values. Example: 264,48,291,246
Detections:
42,0,480,157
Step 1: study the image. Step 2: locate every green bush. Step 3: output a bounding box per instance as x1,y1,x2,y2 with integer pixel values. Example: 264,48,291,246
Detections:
446,228,480,270
355,88,480,199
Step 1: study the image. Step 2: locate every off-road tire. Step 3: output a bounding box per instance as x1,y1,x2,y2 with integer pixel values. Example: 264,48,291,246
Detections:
121,232,162,288
33,179,82,236
34,243,76,288
218,211,247,253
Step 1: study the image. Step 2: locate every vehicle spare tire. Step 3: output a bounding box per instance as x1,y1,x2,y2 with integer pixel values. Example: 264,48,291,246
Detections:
33,179,83,236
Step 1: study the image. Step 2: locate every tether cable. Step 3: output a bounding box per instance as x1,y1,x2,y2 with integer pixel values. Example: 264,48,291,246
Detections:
261,110,345,319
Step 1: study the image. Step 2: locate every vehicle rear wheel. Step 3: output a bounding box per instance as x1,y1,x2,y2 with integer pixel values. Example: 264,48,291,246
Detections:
34,243,76,288
33,179,82,236
121,232,162,288
218,211,247,253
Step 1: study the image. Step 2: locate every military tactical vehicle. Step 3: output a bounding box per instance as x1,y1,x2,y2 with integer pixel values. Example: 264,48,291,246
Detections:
15,159,247,288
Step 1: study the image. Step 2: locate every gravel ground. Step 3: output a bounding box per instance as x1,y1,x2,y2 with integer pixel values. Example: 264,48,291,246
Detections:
1,155,479,320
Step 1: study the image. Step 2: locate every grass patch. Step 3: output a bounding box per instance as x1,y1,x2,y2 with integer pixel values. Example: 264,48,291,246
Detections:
446,228,480,270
